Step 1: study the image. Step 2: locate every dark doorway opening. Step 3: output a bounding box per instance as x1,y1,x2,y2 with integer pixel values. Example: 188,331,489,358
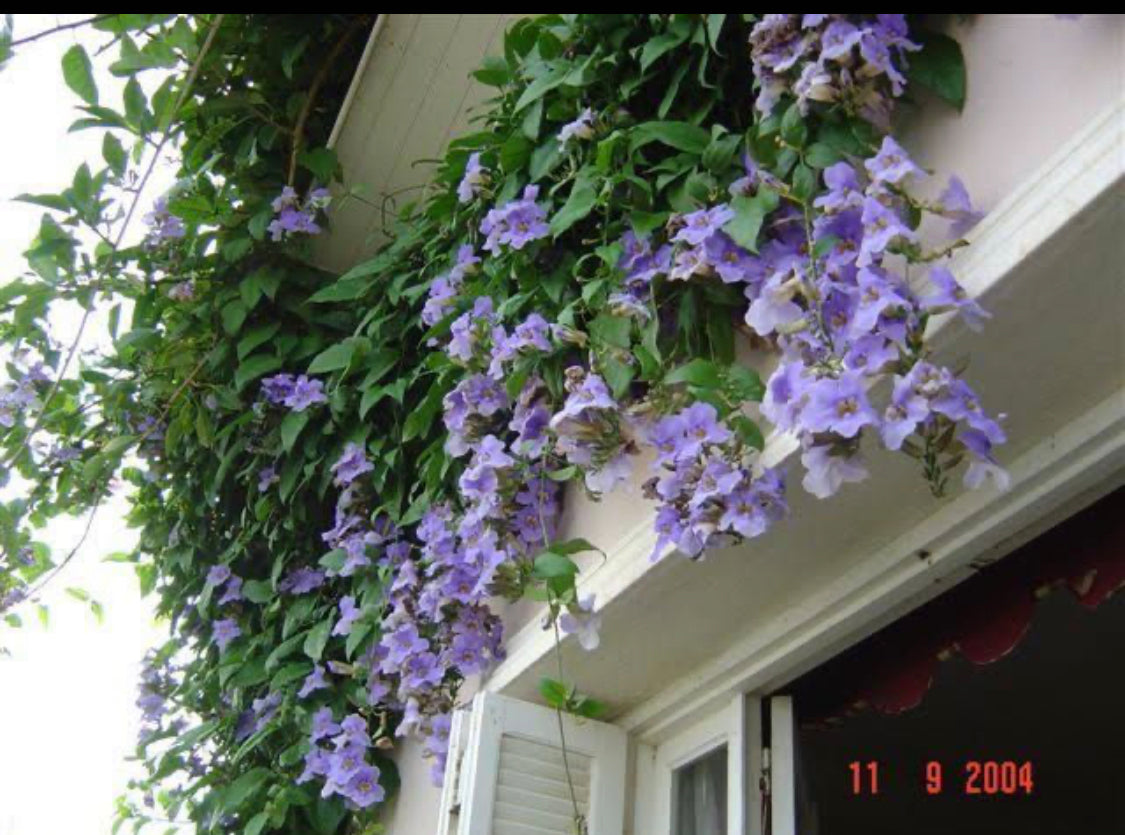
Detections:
789,488,1125,834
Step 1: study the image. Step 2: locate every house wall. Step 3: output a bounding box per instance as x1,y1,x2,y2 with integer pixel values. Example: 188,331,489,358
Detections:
319,14,1125,833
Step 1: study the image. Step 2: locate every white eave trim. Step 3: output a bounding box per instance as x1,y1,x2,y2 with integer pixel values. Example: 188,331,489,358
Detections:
484,97,1125,728
327,14,387,150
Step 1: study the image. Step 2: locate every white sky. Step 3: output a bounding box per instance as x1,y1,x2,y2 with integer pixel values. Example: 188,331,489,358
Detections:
0,15,170,835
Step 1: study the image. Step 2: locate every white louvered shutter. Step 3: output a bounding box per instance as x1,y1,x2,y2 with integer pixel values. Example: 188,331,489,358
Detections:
436,705,471,835
436,691,627,835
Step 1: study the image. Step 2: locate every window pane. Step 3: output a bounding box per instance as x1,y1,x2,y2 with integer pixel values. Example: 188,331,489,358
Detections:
674,745,727,835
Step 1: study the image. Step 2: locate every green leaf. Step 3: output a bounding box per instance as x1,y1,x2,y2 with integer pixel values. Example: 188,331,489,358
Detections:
532,551,579,580
726,363,765,403
303,618,331,662
630,121,711,155
235,353,282,391
589,312,631,350
308,337,369,375
299,147,338,182
221,300,248,335
780,102,807,148
102,133,127,175
549,538,601,557
280,410,310,453
539,677,569,708
244,812,270,835
640,27,691,71
550,168,598,237
724,189,780,252
61,45,98,105
665,358,721,388
222,767,272,812
308,276,371,303
243,580,274,604
907,32,966,111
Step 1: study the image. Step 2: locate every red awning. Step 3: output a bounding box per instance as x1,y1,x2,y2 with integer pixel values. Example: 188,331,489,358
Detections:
793,486,1125,725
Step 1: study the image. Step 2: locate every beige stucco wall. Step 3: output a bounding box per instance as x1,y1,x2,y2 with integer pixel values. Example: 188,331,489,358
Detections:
347,13,1124,833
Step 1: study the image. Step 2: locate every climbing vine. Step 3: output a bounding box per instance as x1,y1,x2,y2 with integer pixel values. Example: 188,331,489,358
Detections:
0,13,1003,834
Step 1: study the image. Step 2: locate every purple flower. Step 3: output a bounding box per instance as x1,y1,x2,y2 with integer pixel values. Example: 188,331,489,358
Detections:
865,136,925,185
261,374,295,404
674,205,736,247
762,361,814,431
206,564,232,587
331,442,373,486
704,234,759,284
559,594,601,651
815,162,864,214
558,108,596,146
143,198,186,244
310,707,341,742
285,376,328,411
168,281,195,301
801,444,868,499
680,402,733,459
299,664,330,699
859,197,917,267
258,465,279,493
850,267,911,336
267,187,323,241
938,175,984,238
480,186,549,253
584,449,635,495
457,152,488,203
820,20,863,60
961,429,1010,492
921,267,990,330
217,576,244,606
382,623,429,670
212,618,241,651
745,269,804,336
801,373,878,438
279,568,326,595
332,596,362,637
344,765,385,807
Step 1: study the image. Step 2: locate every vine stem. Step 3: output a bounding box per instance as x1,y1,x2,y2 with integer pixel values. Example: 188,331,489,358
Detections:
552,619,586,835
286,14,374,186
2,14,225,472
532,466,585,835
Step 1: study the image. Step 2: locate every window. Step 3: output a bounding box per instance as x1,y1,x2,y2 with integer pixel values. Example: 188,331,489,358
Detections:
674,744,728,835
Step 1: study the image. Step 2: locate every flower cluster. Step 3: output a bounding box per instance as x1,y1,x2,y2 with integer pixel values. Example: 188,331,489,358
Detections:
0,362,47,428
558,107,596,147
261,373,329,412
143,197,186,245
267,186,330,241
739,137,1000,498
749,14,919,127
550,368,637,495
608,231,671,320
298,710,386,808
421,245,481,327
457,152,489,203
645,403,788,559
480,185,549,254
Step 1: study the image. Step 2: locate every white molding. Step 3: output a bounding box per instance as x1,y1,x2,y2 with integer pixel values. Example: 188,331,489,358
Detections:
327,15,388,150
769,697,796,835
619,386,1125,740
485,97,1125,706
